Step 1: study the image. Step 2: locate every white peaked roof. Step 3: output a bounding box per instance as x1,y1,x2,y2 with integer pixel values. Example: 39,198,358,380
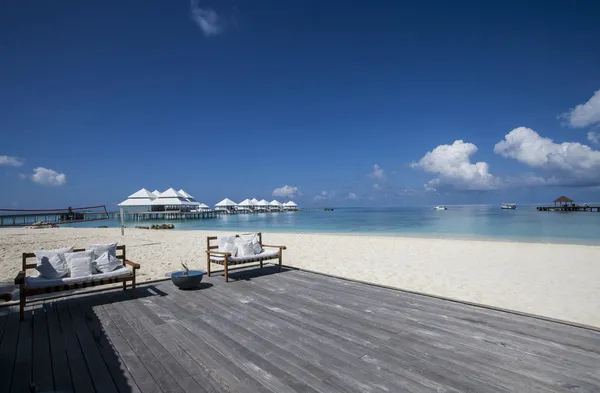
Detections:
128,188,156,199
284,201,298,207
215,198,237,207
251,198,259,204
270,200,282,206
238,198,254,207
198,203,209,209
257,199,270,206
178,189,194,199
159,188,183,198
152,190,161,197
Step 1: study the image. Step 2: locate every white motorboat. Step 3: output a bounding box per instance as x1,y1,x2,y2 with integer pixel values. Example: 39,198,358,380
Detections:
434,205,447,211
500,203,517,210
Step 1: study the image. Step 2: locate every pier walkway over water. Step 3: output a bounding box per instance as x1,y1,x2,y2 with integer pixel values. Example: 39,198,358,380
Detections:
2,267,599,392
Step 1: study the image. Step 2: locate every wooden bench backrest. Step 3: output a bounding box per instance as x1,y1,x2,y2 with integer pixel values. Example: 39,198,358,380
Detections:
206,233,263,251
22,245,126,271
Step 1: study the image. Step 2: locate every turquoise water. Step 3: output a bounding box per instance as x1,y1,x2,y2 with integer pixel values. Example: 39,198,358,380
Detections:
61,206,600,245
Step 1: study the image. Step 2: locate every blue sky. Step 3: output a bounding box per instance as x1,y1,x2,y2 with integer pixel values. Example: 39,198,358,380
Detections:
1,0,600,208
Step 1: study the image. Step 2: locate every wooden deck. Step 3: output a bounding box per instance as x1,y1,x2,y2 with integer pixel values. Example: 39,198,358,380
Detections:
1,266,599,393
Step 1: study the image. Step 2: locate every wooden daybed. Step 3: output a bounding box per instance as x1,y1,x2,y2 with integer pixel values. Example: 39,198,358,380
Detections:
206,233,286,282
14,245,139,320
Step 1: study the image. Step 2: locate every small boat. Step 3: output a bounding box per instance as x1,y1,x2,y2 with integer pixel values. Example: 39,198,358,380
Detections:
501,203,517,210
434,205,447,211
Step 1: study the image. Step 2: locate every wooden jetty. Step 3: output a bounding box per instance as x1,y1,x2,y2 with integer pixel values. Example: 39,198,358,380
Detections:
2,267,599,393
0,206,109,227
537,195,600,212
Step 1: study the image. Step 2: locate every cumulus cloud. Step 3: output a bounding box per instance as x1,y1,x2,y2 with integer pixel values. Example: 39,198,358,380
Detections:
588,131,600,144
31,167,67,186
312,191,328,201
562,89,600,128
190,0,222,36
346,192,358,200
411,140,499,191
0,155,24,167
494,127,600,186
373,183,381,190
272,185,298,198
368,164,385,180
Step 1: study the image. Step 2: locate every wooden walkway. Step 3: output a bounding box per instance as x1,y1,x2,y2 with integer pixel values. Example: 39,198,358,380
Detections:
1,266,599,393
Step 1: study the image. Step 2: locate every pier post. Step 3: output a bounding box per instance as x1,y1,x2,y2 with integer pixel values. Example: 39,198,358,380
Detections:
120,207,125,236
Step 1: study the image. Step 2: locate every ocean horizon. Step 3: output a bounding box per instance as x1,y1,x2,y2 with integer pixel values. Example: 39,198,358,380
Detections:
51,205,600,246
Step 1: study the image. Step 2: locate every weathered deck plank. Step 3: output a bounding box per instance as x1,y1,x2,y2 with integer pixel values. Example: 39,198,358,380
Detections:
6,268,600,393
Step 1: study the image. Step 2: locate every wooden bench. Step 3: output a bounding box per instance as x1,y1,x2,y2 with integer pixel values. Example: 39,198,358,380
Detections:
14,245,140,320
206,233,286,282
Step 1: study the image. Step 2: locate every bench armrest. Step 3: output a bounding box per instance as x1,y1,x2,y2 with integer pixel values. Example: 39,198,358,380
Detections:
206,250,232,256
125,259,140,269
15,271,25,285
262,244,287,250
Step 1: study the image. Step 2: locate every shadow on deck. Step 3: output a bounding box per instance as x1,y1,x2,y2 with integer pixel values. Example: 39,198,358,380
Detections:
1,265,599,393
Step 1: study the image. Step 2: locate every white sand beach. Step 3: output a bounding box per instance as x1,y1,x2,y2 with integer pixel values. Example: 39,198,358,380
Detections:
1,227,600,328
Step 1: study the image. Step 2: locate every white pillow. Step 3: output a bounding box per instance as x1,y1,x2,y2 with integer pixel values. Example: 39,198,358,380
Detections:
93,251,123,273
36,254,69,279
35,246,73,279
218,235,236,249
220,242,237,256
237,241,255,257
65,250,94,278
87,242,118,260
87,242,118,273
252,239,263,255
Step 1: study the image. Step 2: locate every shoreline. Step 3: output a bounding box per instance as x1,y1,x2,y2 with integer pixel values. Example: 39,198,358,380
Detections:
1,227,600,327
5,225,600,247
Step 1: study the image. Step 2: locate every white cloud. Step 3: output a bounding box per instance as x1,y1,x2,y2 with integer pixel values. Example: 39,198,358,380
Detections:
562,89,600,128
312,191,328,201
368,164,385,180
31,167,67,186
373,183,381,190
588,131,600,144
18,173,27,179
412,140,499,191
0,155,24,167
272,185,298,198
346,192,358,200
190,0,222,36
494,127,600,186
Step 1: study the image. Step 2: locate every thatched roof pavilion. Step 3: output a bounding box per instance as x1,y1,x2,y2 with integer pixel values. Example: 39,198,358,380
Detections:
554,196,574,206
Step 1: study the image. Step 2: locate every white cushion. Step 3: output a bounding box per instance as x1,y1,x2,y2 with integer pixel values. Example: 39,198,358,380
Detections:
87,242,117,259
65,250,94,278
93,251,123,273
35,246,73,279
252,239,263,254
87,242,118,272
239,234,263,254
236,241,255,257
221,242,237,256
25,267,132,289
218,235,236,249
210,248,279,263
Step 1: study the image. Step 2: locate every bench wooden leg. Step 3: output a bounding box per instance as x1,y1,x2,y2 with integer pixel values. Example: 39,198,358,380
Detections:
260,260,263,269
207,255,211,277
278,252,282,272
19,286,25,321
131,272,137,298
224,257,229,283
122,281,127,291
